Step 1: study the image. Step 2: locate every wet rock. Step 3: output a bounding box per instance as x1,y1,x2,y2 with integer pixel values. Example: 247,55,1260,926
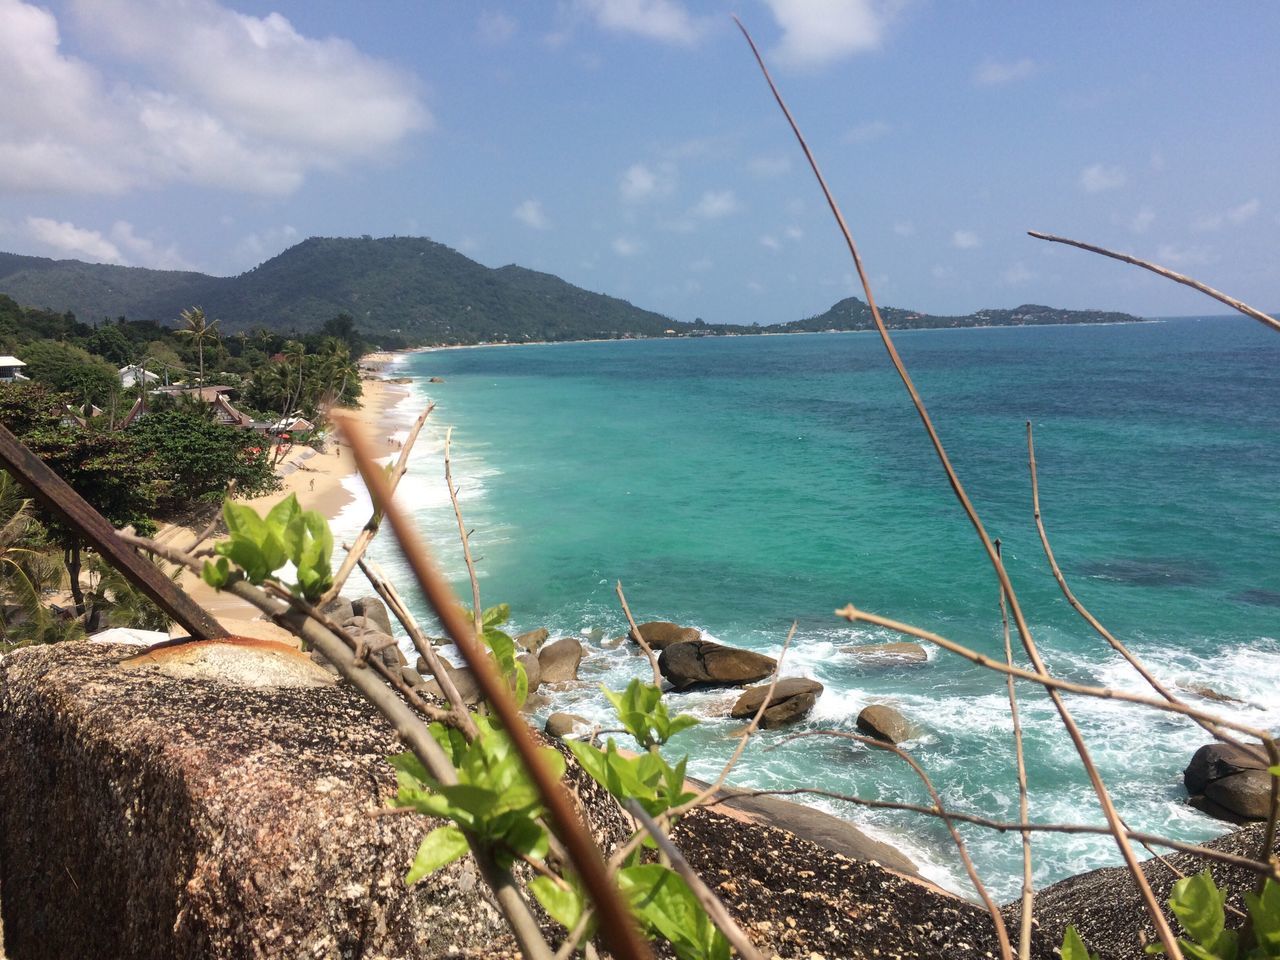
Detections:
514,627,549,654
521,692,550,714
1186,742,1272,822
730,678,823,729
1204,771,1272,820
350,596,394,637
538,638,584,684
843,641,928,665
1184,742,1269,794
1181,684,1244,705
659,640,777,691
856,704,918,744
545,713,592,740
620,621,702,651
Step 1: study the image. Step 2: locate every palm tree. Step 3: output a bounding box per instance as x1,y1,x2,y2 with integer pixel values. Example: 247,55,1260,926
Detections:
0,472,76,650
176,306,221,388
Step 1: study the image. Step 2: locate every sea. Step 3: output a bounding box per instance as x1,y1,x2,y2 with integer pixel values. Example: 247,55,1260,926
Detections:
333,316,1280,903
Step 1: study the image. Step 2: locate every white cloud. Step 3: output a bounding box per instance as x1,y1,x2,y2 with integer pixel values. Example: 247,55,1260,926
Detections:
1079,163,1127,193
0,0,427,195
843,119,891,144
931,264,955,280
25,216,124,263
1156,243,1216,268
235,224,300,264
478,11,517,44
108,220,191,270
1193,198,1260,232
1127,206,1156,234
1001,261,1034,285
763,0,903,68
746,280,765,294
974,57,1036,87
747,155,791,178
612,236,642,256
619,162,675,203
691,190,739,219
575,0,703,45
951,229,981,250
760,234,780,250
893,220,915,237
688,257,713,272
785,225,804,240
513,199,551,230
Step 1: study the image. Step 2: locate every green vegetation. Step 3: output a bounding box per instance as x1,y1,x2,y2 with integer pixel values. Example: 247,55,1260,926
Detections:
779,297,1143,333
200,494,332,603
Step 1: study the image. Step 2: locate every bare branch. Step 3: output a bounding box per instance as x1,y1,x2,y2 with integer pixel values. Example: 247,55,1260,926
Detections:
1027,232,1280,335
322,402,433,605
444,426,484,639
615,581,662,689
332,411,653,960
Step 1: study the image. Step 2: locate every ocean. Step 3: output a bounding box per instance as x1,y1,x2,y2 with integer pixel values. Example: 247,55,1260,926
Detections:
335,316,1280,902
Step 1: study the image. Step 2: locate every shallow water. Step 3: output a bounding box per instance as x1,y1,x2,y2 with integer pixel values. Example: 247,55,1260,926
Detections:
337,318,1280,901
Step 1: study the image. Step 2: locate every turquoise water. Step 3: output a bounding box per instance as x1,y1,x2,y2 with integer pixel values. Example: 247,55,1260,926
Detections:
342,318,1280,901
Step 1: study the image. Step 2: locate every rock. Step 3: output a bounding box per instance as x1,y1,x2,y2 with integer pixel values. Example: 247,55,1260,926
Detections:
319,596,354,626
428,376,445,383
1203,771,1272,820
422,665,482,704
515,627,549,654
0,642,631,959
658,640,777,690
538,637,584,684
545,713,592,740
730,678,823,729
856,704,918,744
1181,684,1244,705
518,652,542,693
843,642,928,665
1184,742,1269,795
623,621,702,651
350,596,394,637
399,666,424,688
521,692,550,714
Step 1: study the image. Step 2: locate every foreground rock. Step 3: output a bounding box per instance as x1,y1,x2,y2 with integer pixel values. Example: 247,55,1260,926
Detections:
622,621,701,651
538,637,583,683
0,641,628,960
544,712,592,740
1184,742,1271,822
659,640,777,690
514,627,549,654
729,678,823,728
856,704,919,744
844,641,928,664
1015,822,1279,959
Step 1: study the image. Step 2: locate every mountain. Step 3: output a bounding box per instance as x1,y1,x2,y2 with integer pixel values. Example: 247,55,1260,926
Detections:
778,297,1142,332
0,236,1146,345
0,237,677,345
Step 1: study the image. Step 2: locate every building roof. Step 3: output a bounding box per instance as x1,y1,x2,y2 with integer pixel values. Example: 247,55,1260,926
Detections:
0,356,27,367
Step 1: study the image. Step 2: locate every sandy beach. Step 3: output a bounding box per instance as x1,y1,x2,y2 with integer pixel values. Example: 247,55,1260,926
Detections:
158,351,417,628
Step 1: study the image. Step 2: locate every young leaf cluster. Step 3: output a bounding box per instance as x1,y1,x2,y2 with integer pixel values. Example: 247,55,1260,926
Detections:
471,602,529,707
604,678,700,750
201,494,333,602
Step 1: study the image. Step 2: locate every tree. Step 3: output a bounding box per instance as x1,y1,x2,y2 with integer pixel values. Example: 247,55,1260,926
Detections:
175,306,220,387
86,324,134,366
0,471,74,650
19,340,119,408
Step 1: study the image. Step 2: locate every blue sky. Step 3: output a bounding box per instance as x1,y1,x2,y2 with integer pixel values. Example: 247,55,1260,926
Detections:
1,1,1276,326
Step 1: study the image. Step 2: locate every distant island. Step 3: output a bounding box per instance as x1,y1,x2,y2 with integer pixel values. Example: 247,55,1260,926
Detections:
0,236,1146,347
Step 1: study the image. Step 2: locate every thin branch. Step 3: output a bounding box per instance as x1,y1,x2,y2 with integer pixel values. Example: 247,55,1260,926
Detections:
996,540,1033,960
734,19,1183,956
322,402,433,605
781,730,1012,960
1027,232,1280,335
701,787,1280,880
445,427,484,639
624,799,765,960
615,581,662,689
332,411,653,960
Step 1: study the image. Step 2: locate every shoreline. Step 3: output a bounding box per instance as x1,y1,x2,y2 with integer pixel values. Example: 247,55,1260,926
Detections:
161,350,417,627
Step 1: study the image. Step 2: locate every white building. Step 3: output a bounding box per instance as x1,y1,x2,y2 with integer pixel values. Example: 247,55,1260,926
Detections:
0,356,28,381
119,364,160,390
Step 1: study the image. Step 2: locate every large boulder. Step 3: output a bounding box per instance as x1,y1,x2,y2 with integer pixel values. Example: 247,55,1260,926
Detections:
514,627,549,654
538,637,584,684
844,642,928,665
1185,742,1272,822
856,704,919,744
545,713,592,740
659,640,777,690
0,641,631,959
729,677,823,729
622,621,701,651
350,595,395,636
518,652,542,693
422,663,482,704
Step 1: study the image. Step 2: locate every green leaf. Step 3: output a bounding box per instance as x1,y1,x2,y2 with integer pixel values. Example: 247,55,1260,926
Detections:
618,863,728,960
1062,926,1101,960
1245,878,1280,958
200,556,231,590
1170,871,1228,953
481,603,510,627
405,825,469,884
529,876,587,932
1269,764,1280,778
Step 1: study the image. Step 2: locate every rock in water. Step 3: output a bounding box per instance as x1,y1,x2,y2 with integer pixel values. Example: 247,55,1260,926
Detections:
658,640,777,690
517,652,542,693
622,621,701,651
351,595,395,637
843,642,928,665
1185,742,1271,822
729,678,823,728
514,627,549,654
538,637,584,683
0,642,630,959
856,704,919,744
545,713,592,740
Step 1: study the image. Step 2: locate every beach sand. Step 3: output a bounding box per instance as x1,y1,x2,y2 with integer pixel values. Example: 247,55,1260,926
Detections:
158,352,417,629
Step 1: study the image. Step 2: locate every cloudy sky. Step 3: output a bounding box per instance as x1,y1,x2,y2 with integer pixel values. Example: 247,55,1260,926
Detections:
1,0,1276,325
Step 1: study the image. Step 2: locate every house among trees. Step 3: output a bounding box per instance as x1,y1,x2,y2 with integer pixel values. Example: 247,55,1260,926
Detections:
118,364,160,390
0,356,29,381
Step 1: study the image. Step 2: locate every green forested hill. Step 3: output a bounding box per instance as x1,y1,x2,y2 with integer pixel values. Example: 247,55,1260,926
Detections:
0,236,1145,345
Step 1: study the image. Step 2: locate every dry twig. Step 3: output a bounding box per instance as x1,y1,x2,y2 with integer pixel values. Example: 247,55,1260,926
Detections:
615,581,662,689
445,426,484,639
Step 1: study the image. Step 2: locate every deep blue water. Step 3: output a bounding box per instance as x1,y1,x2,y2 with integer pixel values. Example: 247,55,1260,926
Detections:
344,317,1280,900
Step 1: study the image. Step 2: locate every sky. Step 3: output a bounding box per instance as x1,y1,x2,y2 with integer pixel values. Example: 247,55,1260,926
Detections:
1,0,1277,326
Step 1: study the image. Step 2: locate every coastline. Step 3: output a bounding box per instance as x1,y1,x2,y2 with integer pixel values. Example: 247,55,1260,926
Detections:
160,351,416,627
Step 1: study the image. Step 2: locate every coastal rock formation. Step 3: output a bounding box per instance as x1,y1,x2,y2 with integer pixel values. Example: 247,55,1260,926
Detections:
729,677,823,728
1185,743,1271,822
844,641,928,664
538,637,584,683
515,627,549,654
622,621,701,651
659,640,777,690
351,595,395,636
0,641,631,959
421,661,482,704
856,704,919,744
517,652,542,693
545,712,591,740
